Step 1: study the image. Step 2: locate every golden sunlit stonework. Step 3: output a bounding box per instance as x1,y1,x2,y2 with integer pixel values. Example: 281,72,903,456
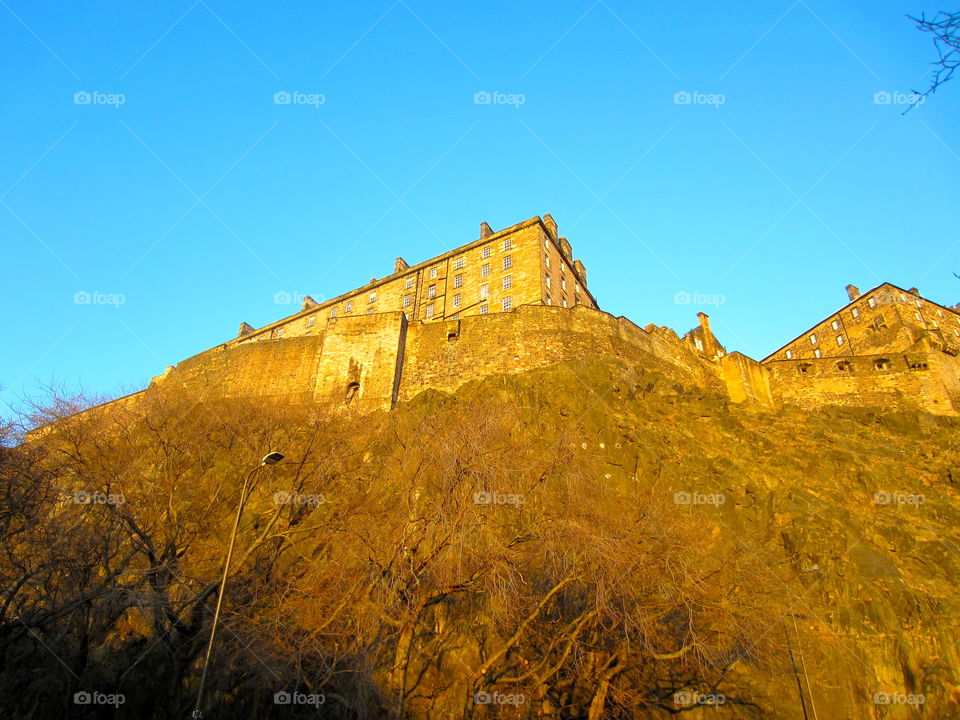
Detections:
126,215,960,416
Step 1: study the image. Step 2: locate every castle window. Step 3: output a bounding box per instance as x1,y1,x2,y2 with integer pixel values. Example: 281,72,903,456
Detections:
275,328,284,338
481,264,490,277
932,320,940,329
544,239,549,249
307,316,315,328
785,350,793,359
561,276,566,290
368,291,376,304
899,293,906,301
429,267,438,279
502,296,512,311
874,358,891,370
695,338,704,351
831,320,840,331
872,315,887,330
836,335,844,345
955,328,960,337
425,304,434,319
366,309,374,315
427,285,436,299
915,299,922,308
562,298,568,308
452,294,461,308
814,348,822,358
868,297,876,308
454,256,465,270
798,363,812,374
937,309,944,317
575,294,581,304
344,382,359,403
479,283,489,299
545,296,552,305
453,274,463,289
503,256,513,270
479,303,489,315
545,254,550,268
851,307,860,319
329,308,337,318
809,334,817,344
403,295,411,308
405,277,413,290
502,276,512,290
914,312,922,321
481,245,492,259
346,300,353,312
837,361,851,372
503,238,512,251
546,275,551,288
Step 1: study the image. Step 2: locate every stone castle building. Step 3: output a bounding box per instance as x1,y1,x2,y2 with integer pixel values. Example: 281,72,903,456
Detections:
106,215,960,417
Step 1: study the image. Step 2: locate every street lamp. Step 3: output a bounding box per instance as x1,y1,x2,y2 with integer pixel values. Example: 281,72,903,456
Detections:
191,452,285,719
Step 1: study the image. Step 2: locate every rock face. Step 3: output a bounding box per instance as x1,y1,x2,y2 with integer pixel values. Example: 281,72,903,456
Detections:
394,357,960,719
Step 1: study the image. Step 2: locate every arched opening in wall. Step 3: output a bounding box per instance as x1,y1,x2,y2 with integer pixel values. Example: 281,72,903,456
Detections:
836,361,851,373
874,358,891,371
344,382,360,403
797,363,813,375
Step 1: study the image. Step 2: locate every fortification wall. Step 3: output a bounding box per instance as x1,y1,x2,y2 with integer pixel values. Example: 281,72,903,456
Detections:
397,305,726,402
720,352,774,406
765,352,957,414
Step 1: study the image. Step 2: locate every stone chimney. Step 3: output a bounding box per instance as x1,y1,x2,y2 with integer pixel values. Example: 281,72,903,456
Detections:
480,221,494,239
394,257,409,274
698,312,711,333
542,213,558,239
559,236,573,261
909,287,920,296
845,284,860,301
301,295,320,311
237,322,255,338
574,259,587,286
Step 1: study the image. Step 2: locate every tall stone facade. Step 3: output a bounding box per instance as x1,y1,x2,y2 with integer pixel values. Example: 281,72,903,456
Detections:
82,217,960,419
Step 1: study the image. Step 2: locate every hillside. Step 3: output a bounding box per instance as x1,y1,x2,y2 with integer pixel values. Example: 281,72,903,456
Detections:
2,356,959,719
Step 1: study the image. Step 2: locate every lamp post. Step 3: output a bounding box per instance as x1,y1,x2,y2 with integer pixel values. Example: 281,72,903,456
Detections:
191,451,285,719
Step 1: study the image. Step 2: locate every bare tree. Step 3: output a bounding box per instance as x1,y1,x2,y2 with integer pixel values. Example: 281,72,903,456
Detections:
911,10,960,100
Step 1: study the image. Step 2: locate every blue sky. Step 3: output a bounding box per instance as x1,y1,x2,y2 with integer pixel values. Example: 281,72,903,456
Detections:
2,0,958,409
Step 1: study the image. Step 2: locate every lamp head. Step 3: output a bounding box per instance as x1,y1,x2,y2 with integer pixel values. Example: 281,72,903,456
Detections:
261,452,285,466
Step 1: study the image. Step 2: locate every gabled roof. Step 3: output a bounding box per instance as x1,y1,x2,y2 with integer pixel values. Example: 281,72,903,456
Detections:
760,282,960,362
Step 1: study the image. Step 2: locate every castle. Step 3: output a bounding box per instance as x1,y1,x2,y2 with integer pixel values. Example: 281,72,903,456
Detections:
112,215,960,416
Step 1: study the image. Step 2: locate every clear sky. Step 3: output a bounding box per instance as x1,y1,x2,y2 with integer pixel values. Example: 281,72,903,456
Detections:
2,1,958,410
